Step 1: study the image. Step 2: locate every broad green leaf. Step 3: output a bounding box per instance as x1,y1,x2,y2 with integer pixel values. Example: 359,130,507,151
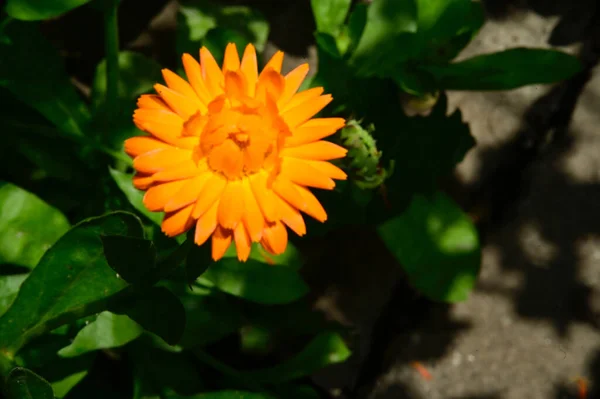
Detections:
201,244,308,305
0,212,143,357
423,48,582,90
111,287,186,345
311,0,352,35
102,235,157,286
5,0,92,21
0,21,90,138
350,0,418,74
109,168,163,226
58,311,142,358
178,290,242,347
15,334,93,398
378,192,481,302
90,51,162,147
0,274,27,317
177,0,270,57
0,183,70,269
346,3,367,56
4,367,54,399
240,332,351,383
129,340,204,396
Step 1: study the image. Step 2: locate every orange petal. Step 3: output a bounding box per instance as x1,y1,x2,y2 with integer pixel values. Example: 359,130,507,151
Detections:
162,68,206,112
302,160,347,180
207,140,244,180
164,174,211,212
272,177,307,212
249,172,280,222
162,204,194,237
137,94,167,109
256,68,284,102
261,221,287,255
286,117,346,147
153,161,205,182
280,158,336,190
280,87,323,113
224,70,247,100
240,44,258,97
133,173,154,190
194,201,218,246
192,173,227,218
212,225,232,261
154,83,198,119
295,184,327,222
278,63,309,107
143,180,188,211
182,53,212,104
124,136,171,157
281,141,347,161
133,148,193,174
222,43,240,72
218,181,244,230
241,179,265,242
281,94,332,128
200,47,224,96
262,51,284,74
277,196,306,236
233,223,251,261
134,109,184,145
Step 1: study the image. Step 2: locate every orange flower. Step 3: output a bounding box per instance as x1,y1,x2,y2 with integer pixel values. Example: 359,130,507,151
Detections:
126,43,347,261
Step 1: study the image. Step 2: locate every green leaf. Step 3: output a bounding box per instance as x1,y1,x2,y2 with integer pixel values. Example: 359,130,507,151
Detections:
0,274,27,317
4,367,54,399
311,0,352,35
111,287,186,346
178,289,242,348
423,48,582,90
57,311,142,358
5,0,92,21
0,183,70,269
0,21,90,138
350,0,418,74
101,235,157,286
378,192,481,302
0,212,143,357
51,370,88,398
240,332,351,383
201,244,308,305
177,0,270,57
109,168,163,226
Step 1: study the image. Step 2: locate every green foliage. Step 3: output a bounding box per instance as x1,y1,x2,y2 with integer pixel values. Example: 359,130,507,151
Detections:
0,183,70,269
5,0,92,21
0,0,586,396
378,192,481,302
4,367,54,399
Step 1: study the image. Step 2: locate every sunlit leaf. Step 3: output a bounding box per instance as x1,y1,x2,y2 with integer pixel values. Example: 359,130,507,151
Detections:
378,192,481,302
58,311,142,358
201,244,307,305
240,332,351,383
424,48,582,90
4,367,54,399
0,274,27,318
0,21,90,138
311,0,352,36
0,183,70,269
111,287,186,345
109,168,163,226
0,212,143,357
5,0,92,21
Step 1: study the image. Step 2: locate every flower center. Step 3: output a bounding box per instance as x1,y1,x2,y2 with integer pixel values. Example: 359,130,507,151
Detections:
186,95,290,180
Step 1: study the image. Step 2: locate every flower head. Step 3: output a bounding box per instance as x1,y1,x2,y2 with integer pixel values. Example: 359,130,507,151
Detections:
126,43,347,261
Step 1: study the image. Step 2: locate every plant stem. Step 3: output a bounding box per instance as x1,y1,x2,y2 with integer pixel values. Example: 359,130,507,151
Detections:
104,0,120,143
192,348,266,392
